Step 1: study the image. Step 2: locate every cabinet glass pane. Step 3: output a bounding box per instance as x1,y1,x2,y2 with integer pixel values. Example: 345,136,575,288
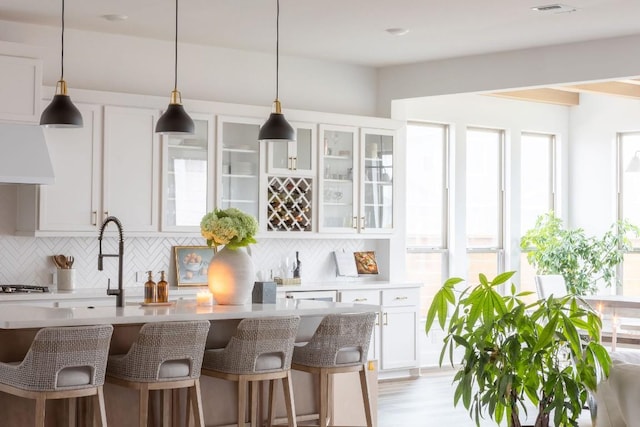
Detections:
363,133,393,229
322,130,355,228
296,128,312,171
221,122,260,218
271,140,289,169
165,119,209,227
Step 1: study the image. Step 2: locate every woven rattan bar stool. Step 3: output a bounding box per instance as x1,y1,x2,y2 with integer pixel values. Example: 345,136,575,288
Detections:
201,315,301,427
292,312,376,427
0,324,114,427
106,320,210,427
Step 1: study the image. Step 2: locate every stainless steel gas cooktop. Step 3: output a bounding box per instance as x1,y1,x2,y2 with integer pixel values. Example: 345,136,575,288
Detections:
0,285,49,293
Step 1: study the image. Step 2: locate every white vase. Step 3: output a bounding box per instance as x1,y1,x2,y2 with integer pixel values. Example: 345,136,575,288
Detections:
207,246,255,305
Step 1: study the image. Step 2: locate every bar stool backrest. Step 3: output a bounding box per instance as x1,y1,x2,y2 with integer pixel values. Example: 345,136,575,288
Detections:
295,312,376,367
111,320,210,381
4,325,113,391
208,315,300,375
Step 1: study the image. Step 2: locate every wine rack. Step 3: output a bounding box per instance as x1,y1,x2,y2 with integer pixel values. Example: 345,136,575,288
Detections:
267,176,313,231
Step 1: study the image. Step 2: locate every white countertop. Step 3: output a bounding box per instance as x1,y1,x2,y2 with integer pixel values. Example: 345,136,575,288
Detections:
0,299,379,329
0,281,421,303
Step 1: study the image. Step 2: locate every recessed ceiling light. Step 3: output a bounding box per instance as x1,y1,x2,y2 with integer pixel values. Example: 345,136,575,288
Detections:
531,4,577,14
385,28,409,36
101,14,128,22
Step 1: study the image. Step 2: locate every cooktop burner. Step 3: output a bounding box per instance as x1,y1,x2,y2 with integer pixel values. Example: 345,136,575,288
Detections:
0,285,50,293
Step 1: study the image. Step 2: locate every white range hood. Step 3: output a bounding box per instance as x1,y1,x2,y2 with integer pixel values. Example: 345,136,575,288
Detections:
0,123,54,185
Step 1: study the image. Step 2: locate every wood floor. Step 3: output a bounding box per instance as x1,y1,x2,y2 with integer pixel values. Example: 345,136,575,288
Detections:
378,368,593,427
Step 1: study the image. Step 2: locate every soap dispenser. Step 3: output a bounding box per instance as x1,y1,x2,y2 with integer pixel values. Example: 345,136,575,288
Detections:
157,271,169,303
144,271,157,304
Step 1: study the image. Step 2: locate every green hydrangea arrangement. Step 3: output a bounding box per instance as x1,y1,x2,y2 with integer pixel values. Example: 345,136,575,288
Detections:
200,208,258,250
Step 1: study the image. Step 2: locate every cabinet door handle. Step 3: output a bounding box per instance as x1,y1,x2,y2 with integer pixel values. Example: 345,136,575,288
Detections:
292,157,297,170
375,312,380,326
353,298,368,302
383,312,388,326
360,216,365,230
394,296,408,301
91,211,97,226
287,157,292,170
352,216,358,229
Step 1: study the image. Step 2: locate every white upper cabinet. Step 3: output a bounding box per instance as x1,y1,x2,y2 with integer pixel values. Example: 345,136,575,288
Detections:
318,126,396,234
0,54,42,123
267,122,316,177
37,103,102,232
161,114,214,232
318,124,359,233
103,105,160,232
359,128,395,233
216,116,262,220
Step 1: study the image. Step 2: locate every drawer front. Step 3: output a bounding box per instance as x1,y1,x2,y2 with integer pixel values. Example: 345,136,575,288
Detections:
382,288,420,307
339,290,381,305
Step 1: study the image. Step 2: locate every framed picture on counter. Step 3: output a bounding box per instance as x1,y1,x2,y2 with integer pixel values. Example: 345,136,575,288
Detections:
174,246,215,286
354,251,379,275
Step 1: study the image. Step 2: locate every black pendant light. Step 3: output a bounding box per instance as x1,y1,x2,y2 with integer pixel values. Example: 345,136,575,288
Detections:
40,0,83,128
259,0,295,142
155,0,194,135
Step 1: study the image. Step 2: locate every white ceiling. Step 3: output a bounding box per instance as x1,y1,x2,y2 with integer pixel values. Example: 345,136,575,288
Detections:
1,0,640,67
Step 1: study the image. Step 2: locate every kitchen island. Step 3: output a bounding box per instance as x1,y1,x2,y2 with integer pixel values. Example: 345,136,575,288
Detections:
0,298,379,426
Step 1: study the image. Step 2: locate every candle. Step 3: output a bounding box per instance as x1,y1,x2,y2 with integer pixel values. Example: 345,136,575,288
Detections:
196,291,213,306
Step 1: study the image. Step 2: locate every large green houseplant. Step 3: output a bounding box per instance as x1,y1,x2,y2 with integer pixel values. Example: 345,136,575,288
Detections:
426,271,610,427
520,212,637,295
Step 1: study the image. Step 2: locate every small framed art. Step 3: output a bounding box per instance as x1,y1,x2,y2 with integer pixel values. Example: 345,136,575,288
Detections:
174,246,215,286
354,251,379,275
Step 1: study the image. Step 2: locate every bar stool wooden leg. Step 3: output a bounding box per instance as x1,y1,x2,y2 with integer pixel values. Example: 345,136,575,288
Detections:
319,370,328,427
328,374,334,426
94,386,108,427
267,379,277,427
238,378,248,427
282,372,297,427
250,381,259,427
190,380,205,427
35,396,46,427
139,384,150,427
359,369,373,427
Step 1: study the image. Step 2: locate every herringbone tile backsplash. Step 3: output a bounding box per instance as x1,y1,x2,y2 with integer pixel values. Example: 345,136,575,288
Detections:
0,185,376,288
0,234,372,288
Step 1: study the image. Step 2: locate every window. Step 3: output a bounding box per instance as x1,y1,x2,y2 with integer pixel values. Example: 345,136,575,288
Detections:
617,132,640,295
519,132,555,294
466,127,504,281
405,122,448,315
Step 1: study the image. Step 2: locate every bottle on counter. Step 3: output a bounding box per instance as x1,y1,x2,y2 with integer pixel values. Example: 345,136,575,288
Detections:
157,271,169,303
293,251,301,279
144,271,157,304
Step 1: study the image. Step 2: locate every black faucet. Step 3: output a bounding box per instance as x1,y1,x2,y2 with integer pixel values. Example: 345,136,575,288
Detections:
98,216,125,308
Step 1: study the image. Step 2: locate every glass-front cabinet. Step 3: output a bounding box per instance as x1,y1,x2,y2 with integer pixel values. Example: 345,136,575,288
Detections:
360,128,394,233
267,122,316,176
217,116,261,219
161,114,213,231
318,125,395,233
319,125,358,233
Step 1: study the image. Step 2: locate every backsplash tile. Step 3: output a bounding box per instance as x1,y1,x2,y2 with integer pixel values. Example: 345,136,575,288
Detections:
0,234,375,289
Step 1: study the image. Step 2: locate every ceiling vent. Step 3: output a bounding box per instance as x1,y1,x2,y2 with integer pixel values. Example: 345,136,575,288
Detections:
531,4,577,14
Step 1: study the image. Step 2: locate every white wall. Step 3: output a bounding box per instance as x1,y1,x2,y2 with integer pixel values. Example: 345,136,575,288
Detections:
392,93,570,282
378,34,640,117
0,20,379,117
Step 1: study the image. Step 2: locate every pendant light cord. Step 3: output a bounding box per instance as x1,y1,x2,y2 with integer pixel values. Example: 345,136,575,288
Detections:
60,0,65,80
275,0,280,102
174,0,179,92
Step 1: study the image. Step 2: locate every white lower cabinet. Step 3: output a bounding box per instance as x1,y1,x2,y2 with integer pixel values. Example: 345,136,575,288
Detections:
339,286,419,374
